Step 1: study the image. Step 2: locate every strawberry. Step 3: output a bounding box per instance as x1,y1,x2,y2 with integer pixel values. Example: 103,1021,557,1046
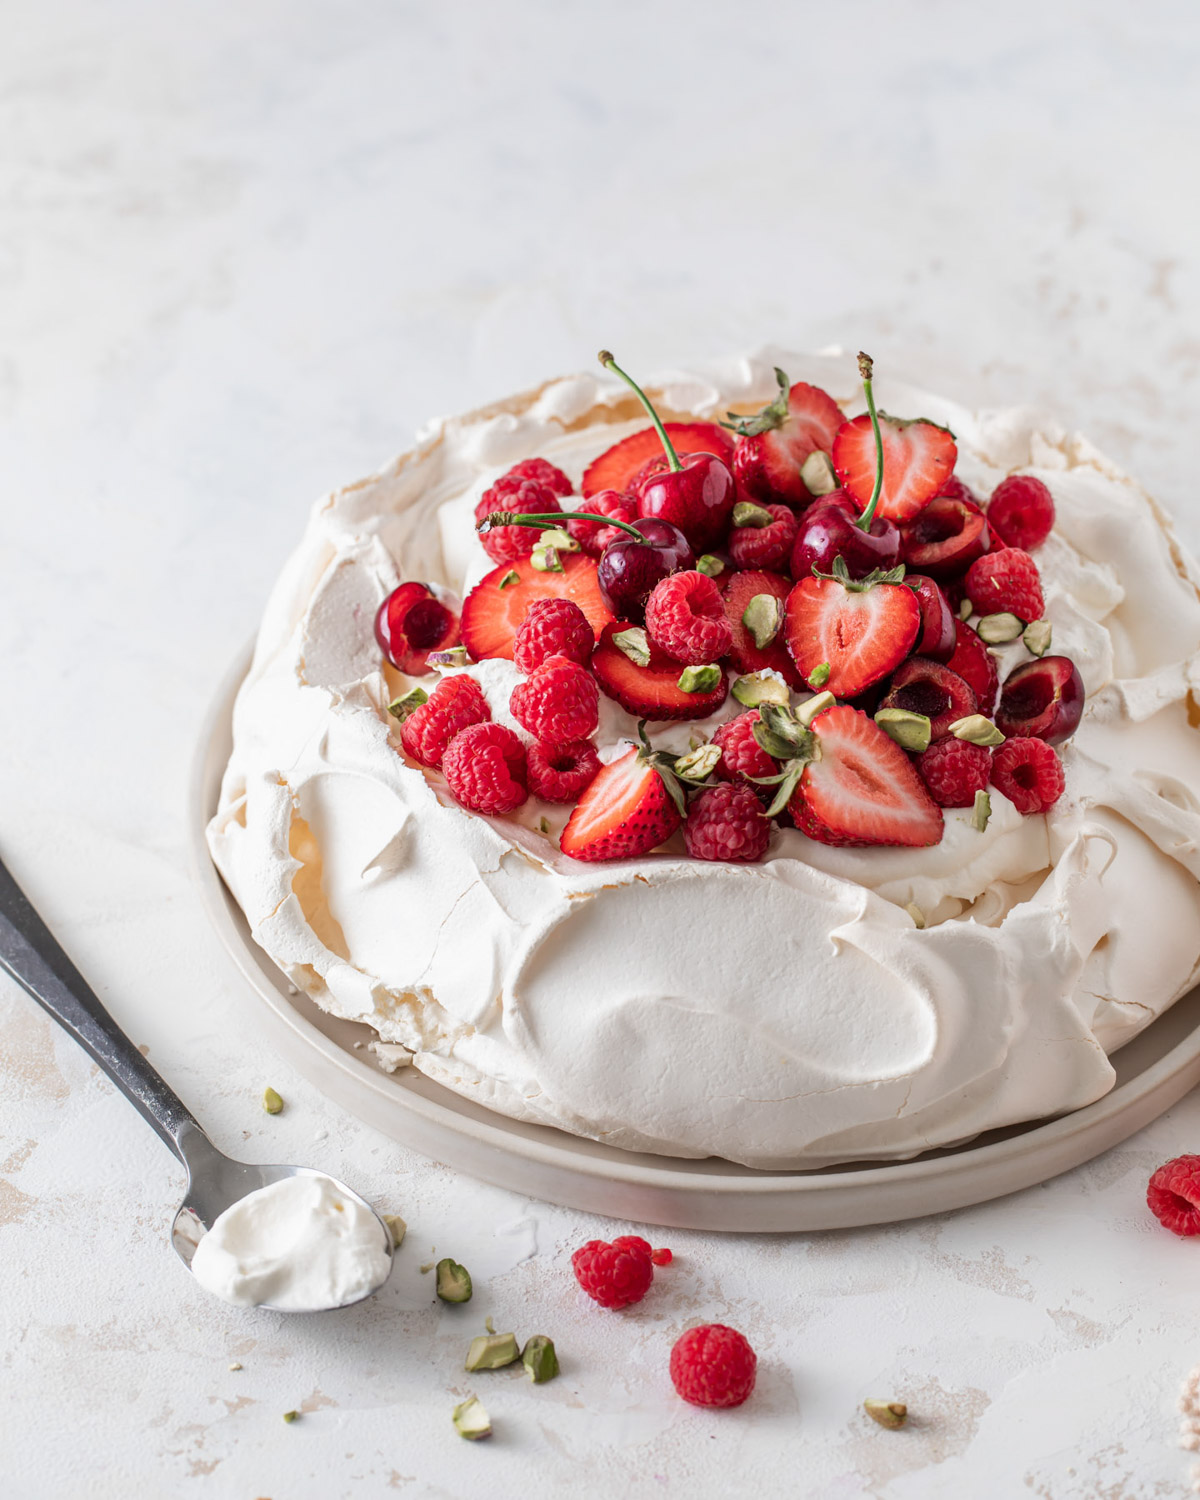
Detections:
591,622,728,721
723,370,844,508
782,562,921,697
720,569,802,686
582,422,733,499
832,411,957,523
460,554,614,662
791,704,943,847
560,746,682,861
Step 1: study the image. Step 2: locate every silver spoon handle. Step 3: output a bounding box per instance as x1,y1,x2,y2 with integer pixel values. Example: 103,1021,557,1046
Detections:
0,854,203,1162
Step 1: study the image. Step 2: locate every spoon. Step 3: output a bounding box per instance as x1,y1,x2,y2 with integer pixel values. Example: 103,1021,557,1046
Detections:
0,853,393,1310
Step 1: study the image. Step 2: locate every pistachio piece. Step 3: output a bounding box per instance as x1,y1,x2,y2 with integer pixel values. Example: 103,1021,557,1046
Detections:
436,1258,473,1304
796,690,836,728
452,1396,492,1441
522,1335,560,1384
465,1332,520,1371
530,542,564,573
742,593,783,649
282,1410,300,1424
539,526,579,553
864,1398,907,1430
976,611,1025,644
387,687,429,723
262,1087,284,1115
905,902,926,930
731,670,790,708
427,646,470,668
383,1214,407,1249
949,714,1006,747
874,708,932,754
732,500,773,529
613,626,651,667
809,661,831,689
1023,618,1052,657
800,449,838,497
674,743,722,783
957,597,974,621
537,815,550,835
497,568,520,590
971,789,992,832
696,553,726,578
678,664,722,693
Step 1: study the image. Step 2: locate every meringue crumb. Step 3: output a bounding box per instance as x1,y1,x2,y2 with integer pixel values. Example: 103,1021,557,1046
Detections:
228,1361,242,1371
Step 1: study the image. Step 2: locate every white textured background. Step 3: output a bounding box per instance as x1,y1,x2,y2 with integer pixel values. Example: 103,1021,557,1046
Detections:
4,3,1200,1496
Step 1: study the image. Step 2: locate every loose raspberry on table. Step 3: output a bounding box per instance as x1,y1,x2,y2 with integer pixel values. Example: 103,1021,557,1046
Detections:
991,736,1065,815
685,782,770,863
526,739,601,803
505,457,573,497
513,597,595,674
474,477,562,565
1147,1155,1200,1236
713,709,777,794
572,1235,655,1309
398,675,491,768
669,1324,758,1409
567,488,638,557
442,721,528,815
964,547,1045,622
986,475,1055,552
644,570,734,665
916,737,992,808
729,503,799,571
510,655,599,746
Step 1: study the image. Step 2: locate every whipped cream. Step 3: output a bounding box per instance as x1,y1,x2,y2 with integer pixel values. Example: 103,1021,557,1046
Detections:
189,1173,392,1310
207,351,1200,1167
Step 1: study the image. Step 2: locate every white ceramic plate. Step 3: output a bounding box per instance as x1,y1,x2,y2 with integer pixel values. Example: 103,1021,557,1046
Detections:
190,646,1200,1231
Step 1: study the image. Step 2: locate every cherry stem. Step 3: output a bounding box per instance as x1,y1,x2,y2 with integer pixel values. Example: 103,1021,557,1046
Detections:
855,350,885,532
476,509,646,541
597,350,681,472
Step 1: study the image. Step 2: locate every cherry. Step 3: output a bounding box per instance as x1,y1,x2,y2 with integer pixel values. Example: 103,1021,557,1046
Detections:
899,495,991,580
789,491,900,580
995,656,1084,745
906,574,956,662
878,658,977,741
598,351,736,550
596,517,695,620
375,582,460,675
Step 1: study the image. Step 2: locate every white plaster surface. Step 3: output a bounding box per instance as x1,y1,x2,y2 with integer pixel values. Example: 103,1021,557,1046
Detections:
4,3,1200,1495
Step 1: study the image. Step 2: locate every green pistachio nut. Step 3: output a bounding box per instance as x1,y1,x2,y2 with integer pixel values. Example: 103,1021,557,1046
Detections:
282,1410,300,1424
863,1398,908,1430
531,543,564,573
1023,619,1052,657
497,568,520,590
796,690,836,728
521,1335,560,1384
673,743,722,783
976,611,1025,644
742,593,783,649
874,707,932,754
538,526,579,553
262,1087,284,1115
800,449,839,496
971,789,992,832
436,1258,473,1304
957,597,974,621
696,553,726,577
387,688,429,723
678,664,722,694
732,500,773,529
383,1214,407,1249
465,1332,520,1371
949,714,1006,747
731,671,790,708
809,661,831,690
452,1396,492,1441
612,627,651,667
428,646,470,668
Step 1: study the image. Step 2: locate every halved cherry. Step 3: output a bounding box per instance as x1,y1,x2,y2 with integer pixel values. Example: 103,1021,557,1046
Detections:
375,582,461,675
899,495,991,580
907,574,956,663
878,658,977,741
995,656,1084,745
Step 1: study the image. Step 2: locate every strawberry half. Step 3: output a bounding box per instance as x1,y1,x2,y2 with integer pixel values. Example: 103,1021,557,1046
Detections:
725,370,844,507
790,704,943,848
582,422,733,499
591,622,728,721
783,563,921,697
560,746,682,861
721,568,803,686
461,554,614,662
832,412,957,523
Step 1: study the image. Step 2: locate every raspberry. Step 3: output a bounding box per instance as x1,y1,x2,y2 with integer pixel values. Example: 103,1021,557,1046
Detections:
991,736,1065,815
513,597,594,674
505,457,573,497
398,675,491,768
571,1235,655,1309
713,710,777,793
964,547,1045,622
728,503,799,571
474,477,562,565
510,655,599,746
669,1324,757,1409
684,782,770,863
986,475,1055,551
442,721,528,815
916,738,991,808
1147,1155,1200,1236
567,488,638,557
526,739,601,802
947,620,999,715
644,570,734,666
937,474,980,506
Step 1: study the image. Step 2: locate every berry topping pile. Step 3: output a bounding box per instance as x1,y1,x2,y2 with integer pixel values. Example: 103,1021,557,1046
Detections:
377,349,1082,875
